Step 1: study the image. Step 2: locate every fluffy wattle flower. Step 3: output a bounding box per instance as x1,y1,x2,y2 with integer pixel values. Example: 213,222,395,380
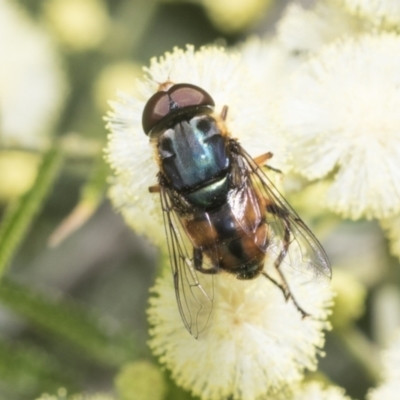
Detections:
0,0,65,149
148,267,333,400
237,2,365,174
368,330,400,400
277,381,353,400
276,1,364,56
334,0,400,28
277,33,400,220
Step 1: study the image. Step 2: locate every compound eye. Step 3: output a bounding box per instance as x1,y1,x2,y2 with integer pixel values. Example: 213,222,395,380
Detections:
141,83,215,135
168,83,215,110
142,91,170,135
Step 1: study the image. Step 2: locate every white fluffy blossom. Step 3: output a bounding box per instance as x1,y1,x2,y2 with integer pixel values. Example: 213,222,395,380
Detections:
278,381,352,400
236,2,365,172
105,45,287,244
235,37,295,172
383,335,400,379
148,266,332,400
0,0,65,149
335,0,400,28
276,1,364,56
368,330,400,400
277,33,400,220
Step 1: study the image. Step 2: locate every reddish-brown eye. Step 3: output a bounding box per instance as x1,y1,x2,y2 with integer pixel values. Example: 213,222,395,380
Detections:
142,91,170,135
168,84,214,110
142,83,215,135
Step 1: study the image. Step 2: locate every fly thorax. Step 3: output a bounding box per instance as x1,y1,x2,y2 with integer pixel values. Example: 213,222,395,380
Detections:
158,115,230,208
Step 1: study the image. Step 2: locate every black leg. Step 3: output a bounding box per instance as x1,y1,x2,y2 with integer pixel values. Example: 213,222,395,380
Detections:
265,205,310,319
265,164,282,174
253,152,282,174
261,271,289,300
193,247,219,275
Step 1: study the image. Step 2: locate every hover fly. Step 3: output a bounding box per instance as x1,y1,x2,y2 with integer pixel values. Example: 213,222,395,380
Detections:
142,82,331,338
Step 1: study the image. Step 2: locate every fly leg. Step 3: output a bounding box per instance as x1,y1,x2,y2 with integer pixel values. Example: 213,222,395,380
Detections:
254,152,282,174
254,152,273,165
179,248,218,306
148,184,160,193
264,204,310,319
261,271,290,300
186,248,219,310
193,247,219,275
220,105,228,121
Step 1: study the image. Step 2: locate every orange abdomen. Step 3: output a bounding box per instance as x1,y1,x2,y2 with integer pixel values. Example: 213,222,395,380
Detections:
183,188,268,278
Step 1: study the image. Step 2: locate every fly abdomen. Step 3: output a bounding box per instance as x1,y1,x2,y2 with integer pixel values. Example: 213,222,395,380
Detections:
184,176,230,209
184,202,267,279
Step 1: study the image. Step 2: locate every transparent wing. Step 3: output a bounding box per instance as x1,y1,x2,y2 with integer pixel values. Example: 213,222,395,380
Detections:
230,142,331,282
159,186,216,339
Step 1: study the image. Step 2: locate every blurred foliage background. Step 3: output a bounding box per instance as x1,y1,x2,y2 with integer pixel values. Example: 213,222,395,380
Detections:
0,0,399,399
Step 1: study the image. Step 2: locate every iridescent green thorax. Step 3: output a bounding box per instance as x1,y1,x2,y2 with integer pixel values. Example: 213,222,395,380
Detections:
157,114,230,209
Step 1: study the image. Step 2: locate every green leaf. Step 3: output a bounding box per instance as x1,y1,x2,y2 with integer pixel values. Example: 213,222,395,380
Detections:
0,147,63,276
0,279,138,368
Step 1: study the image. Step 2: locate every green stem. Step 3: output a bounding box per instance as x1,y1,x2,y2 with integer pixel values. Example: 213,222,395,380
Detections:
0,147,63,276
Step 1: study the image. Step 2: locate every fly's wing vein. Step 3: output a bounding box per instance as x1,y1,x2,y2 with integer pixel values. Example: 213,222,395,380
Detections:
230,142,331,282
159,186,215,338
